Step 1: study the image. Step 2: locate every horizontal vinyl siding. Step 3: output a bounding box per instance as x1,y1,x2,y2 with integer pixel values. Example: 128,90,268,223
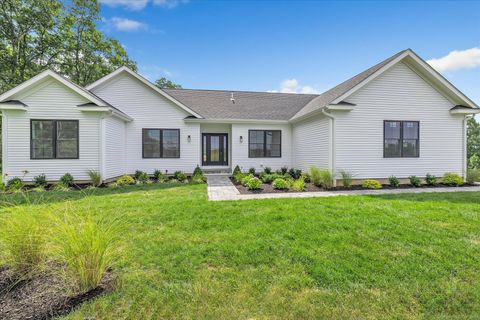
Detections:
104,116,126,179
92,74,200,174
335,62,464,179
231,123,292,172
4,79,100,182
292,114,330,171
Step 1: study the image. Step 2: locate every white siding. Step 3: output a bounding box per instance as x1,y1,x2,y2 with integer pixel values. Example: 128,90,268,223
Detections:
292,114,330,171
91,74,200,174
104,116,126,179
4,79,101,182
231,123,292,172
335,62,464,179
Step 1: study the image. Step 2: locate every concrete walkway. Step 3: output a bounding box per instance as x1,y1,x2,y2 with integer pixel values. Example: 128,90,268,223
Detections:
206,175,480,201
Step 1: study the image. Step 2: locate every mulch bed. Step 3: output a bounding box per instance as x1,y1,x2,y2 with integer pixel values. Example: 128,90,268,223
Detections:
231,178,476,195
0,266,112,320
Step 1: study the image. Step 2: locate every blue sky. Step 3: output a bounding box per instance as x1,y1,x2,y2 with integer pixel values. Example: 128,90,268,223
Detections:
99,0,480,104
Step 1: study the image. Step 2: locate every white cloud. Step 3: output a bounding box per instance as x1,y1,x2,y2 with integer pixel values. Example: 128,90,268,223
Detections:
108,17,147,32
271,79,320,94
100,0,188,10
427,47,480,72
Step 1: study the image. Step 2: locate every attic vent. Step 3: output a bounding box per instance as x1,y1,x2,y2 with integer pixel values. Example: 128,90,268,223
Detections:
230,92,235,104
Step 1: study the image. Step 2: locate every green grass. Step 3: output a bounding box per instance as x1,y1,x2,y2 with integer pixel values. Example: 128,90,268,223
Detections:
1,184,480,319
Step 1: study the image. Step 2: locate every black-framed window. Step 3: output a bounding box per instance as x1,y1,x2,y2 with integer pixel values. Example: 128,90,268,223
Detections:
31,120,79,159
142,129,180,158
248,130,281,158
384,120,419,158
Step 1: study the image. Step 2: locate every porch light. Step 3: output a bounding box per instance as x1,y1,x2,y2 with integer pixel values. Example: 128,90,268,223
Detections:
187,135,191,142
240,135,243,143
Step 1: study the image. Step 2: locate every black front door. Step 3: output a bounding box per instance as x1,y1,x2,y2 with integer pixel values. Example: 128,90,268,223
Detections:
202,133,228,166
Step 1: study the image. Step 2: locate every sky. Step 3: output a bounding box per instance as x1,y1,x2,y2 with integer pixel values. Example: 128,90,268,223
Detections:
98,0,480,105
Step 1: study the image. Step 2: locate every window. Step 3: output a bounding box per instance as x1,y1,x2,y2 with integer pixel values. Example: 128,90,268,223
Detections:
31,120,79,159
248,130,281,158
142,129,180,158
384,120,419,158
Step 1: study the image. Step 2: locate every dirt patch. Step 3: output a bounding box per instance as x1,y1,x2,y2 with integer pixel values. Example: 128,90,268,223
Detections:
0,267,112,320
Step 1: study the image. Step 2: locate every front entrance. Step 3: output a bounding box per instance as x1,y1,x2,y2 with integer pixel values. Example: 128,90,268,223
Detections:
202,133,228,166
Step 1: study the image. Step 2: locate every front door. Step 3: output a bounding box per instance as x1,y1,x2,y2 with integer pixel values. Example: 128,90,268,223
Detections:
202,133,228,166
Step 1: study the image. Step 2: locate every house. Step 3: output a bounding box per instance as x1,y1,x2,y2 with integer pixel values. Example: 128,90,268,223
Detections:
1,49,479,185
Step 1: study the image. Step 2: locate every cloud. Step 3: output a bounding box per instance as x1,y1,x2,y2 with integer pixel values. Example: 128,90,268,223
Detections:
427,47,480,72
99,0,188,10
270,79,320,94
108,17,147,32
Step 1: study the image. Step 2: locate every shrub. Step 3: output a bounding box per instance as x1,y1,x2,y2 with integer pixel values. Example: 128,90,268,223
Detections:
301,173,311,183
388,175,399,187
87,170,102,187
292,178,305,192
136,171,149,184
192,173,206,184
362,179,382,189
193,165,203,176
52,214,120,293
245,177,262,190
469,154,480,169
425,173,438,186
280,166,288,175
173,171,187,182
134,170,144,180
288,168,302,180
241,174,255,186
442,172,464,186
233,165,241,176
409,175,422,187
310,166,334,189
272,178,289,190
467,169,480,184
0,208,46,274
248,167,256,175
339,170,353,188
260,174,274,184
233,172,245,184
263,167,272,174
7,177,24,192
153,169,166,182
116,175,135,186
60,173,74,187
34,174,48,188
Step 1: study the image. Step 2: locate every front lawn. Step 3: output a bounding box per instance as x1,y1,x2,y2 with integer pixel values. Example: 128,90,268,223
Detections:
1,184,480,319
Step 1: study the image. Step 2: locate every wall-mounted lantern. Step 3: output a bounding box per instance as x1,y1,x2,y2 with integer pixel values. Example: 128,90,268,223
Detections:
187,135,191,142
240,135,243,143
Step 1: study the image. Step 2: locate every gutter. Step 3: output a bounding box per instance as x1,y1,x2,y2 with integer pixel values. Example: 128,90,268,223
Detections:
321,107,337,187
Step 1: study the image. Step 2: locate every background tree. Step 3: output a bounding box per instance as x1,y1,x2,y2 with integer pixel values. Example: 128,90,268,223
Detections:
467,117,480,168
155,77,182,89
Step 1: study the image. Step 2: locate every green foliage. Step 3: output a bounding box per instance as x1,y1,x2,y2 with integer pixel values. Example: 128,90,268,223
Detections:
116,175,135,186
173,171,187,182
288,168,302,180
245,177,262,190
468,154,480,169
34,174,48,188
466,169,480,184
280,166,288,175
301,173,311,183
60,173,74,187
339,170,353,188
272,178,289,190
52,182,71,192
309,166,334,189
425,173,438,186
153,170,166,182
248,167,256,175
134,170,144,180
232,165,242,176
442,172,464,186
0,208,46,274
409,175,422,187
193,165,203,176
233,173,245,184
192,174,206,184
292,178,306,192
87,170,101,187
362,179,382,189
388,176,399,187
136,171,149,184
263,167,272,174
154,77,182,89
241,174,255,186
467,118,480,162
7,177,24,192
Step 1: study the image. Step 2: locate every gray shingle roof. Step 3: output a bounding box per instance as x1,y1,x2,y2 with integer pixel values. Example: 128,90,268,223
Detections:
163,89,319,120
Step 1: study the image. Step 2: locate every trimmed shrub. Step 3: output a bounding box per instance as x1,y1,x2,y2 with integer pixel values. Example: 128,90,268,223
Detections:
116,175,135,186
248,167,256,175
245,177,262,190
339,170,353,188
136,171,149,184
153,169,166,182
173,171,187,182
292,178,305,192
260,174,275,184
409,175,422,187
425,173,438,186
362,179,382,189
34,174,48,188
192,173,206,183
134,170,144,180
241,174,254,186
233,173,245,184
263,167,272,174
87,170,102,187
7,177,24,192
388,176,399,187
288,168,302,180
60,173,74,187
442,172,464,186
280,166,288,175
233,165,242,176
467,169,480,184
193,165,203,176
272,178,289,190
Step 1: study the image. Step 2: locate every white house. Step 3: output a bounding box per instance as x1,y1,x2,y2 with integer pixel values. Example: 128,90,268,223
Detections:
1,49,478,185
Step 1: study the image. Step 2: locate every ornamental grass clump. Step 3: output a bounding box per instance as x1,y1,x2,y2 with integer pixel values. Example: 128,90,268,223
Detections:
309,166,334,189
87,170,102,187
339,170,353,188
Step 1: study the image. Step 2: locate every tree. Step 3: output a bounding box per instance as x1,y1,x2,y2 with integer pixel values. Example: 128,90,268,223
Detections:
154,77,182,89
467,117,480,162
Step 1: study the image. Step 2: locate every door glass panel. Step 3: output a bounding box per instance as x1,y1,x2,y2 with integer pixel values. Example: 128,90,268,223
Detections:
223,137,227,162
210,136,220,162
203,135,207,162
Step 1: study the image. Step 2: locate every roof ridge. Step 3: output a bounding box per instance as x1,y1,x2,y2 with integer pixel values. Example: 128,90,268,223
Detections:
163,87,320,96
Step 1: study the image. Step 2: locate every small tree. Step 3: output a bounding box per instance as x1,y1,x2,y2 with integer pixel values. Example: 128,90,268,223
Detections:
154,77,182,89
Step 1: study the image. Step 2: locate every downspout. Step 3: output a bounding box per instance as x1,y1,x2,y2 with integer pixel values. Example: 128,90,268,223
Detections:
463,115,472,181
321,108,336,187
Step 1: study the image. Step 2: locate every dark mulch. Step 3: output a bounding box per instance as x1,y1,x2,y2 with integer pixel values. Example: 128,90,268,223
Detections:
0,267,112,320
231,178,476,195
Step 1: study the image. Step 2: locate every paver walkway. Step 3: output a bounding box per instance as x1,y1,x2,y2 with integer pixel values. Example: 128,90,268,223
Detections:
206,175,480,201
